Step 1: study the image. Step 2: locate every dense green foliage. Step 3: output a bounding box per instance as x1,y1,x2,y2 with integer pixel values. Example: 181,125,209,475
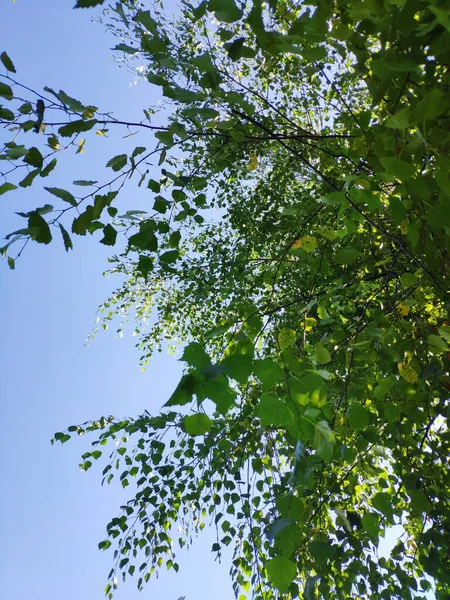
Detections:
2,0,450,598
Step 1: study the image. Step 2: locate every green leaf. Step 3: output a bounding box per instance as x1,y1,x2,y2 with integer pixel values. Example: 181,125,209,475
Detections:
0,107,14,120
128,223,158,252
182,342,211,370
254,358,284,390
435,169,450,195
380,157,415,180
153,196,170,214
315,344,331,365
209,0,243,22
184,413,212,436
278,327,296,350
55,90,89,113
24,147,43,169
0,82,13,100
426,198,450,229
346,403,370,431
40,158,57,178
401,273,418,287
224,37,254,60
136,255,154,280
265,556,297,593
73,180,97,186
165,374,197,407
19,169,40,188
18,102,32,114
292,373,326,407
0,182,17,195
372,492,393,520
159,250,179,265
335,246,359,265
59,223,73,251
438,325,450,343
389,197,407,225
74,0,105,7
54,431,71,444
221,353,253,384
44,187,77,207
258,394,294,427
313,420,335,462
384,108,410,129
106,154,127,171
100,224,117,246
1,51,16,73
114,43,139,54
28,212,52,244
320,191,347,206
58,119,96,137
72,206,94,235
362,513,380,540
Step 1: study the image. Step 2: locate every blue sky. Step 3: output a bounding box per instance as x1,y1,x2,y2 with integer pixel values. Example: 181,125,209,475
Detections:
0,2,234,599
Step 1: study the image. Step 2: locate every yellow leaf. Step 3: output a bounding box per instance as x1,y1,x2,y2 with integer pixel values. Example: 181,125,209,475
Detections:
396,303,410,317
291,235,317,253
301,317,317,332
398,362,418,384
76,138,86,154
248,153,258,171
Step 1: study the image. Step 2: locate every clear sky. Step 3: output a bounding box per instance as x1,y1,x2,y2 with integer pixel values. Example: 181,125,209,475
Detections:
0,2,234,599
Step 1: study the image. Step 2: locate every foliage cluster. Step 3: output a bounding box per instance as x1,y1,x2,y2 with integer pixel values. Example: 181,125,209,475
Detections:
1,0,450,598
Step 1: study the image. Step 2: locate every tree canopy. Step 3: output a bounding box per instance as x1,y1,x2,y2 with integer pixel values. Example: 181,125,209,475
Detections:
1,0,450,598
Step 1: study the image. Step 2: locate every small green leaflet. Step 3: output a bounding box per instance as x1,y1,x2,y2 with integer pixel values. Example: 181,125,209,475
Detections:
44,187,77,207
106,154,127,171
24,147,44,169
59,223,73,251
0,82,13,100
313,420,335,462
74,0,105,7
73,180,97,186
58,120,96,137
184,413,212,436
0,107,14,121
19,169,40,188
28,212,52,244
0,183,17,195
40,158,57,178
1,51,16,73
